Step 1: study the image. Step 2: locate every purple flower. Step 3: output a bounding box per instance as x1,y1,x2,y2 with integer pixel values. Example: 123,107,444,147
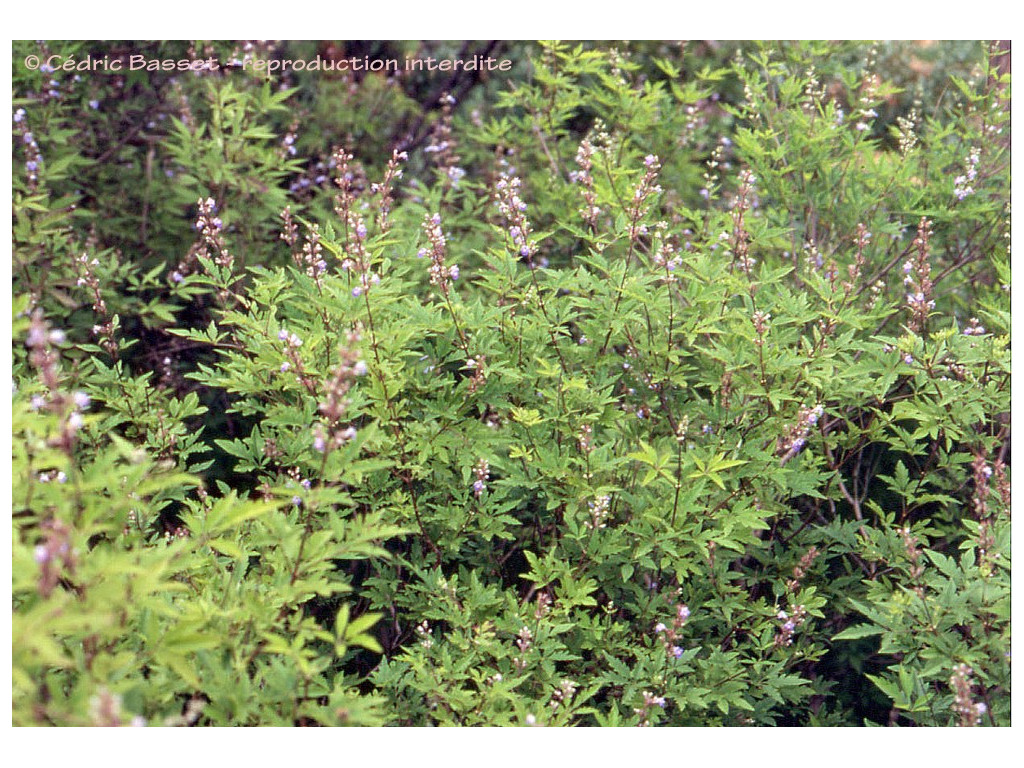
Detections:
672,646,684,659
356,224,367,240
89,100,100,110
34,545,49,564
26,326,47,348
72,391,91,409
291,496,302,507
313,436,326,452
280,362,290,373
654,622,667,634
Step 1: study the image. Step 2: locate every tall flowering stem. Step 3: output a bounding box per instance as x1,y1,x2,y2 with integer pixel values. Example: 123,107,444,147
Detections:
191,196,245,306
34,519,76,599
774,604,808,648
277,327,317,396
14,109,42,191
953,147,980,201
291,334,366,590
424,93,464,189
652,602,690,661
333,148,380,299
571,138,600,231
494,173,568,374
280,205,299,256
332,148,441,564
26,312,90,455
195,197,233,269
971,453,1000,575
310,330,365,459
950,664,989,727
904,217,935,334
729,170,757,281
74,254,118,357
776,404,824,466
373,148,408,234
298,223,328,288
628,155,663,244
494,174,536,265
421,212,470,355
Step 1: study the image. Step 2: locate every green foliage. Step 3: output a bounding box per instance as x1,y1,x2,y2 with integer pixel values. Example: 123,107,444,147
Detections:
12,40,1010,726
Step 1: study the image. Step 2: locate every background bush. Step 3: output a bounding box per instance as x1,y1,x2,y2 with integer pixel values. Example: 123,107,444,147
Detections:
12,39,1010,726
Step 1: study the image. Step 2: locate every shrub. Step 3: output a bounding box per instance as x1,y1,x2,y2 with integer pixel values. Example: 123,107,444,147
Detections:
12,39,1010,726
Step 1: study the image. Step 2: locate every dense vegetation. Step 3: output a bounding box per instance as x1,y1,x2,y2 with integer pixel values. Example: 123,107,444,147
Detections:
12,40,1010,726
